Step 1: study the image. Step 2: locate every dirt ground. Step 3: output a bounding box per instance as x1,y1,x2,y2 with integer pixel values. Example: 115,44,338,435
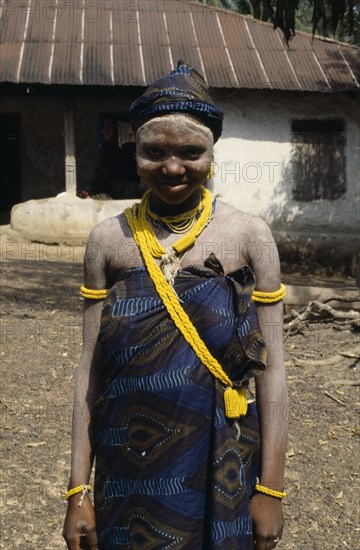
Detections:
0,232,359,550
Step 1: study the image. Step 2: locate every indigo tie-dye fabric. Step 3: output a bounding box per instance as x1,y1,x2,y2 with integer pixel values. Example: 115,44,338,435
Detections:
129,61,224,142
93,256,267,549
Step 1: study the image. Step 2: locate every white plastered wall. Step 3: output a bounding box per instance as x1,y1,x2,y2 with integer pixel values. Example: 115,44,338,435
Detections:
7,88,359,258
211,89,359,255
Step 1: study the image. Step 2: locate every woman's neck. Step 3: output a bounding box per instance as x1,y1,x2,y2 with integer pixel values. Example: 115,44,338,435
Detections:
148,188,203,217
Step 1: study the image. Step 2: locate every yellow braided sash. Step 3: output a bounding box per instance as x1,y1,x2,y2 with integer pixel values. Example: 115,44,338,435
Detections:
124,204,247,419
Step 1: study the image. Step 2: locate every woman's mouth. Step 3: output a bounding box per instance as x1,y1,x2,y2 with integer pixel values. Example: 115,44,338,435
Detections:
160,180,187,188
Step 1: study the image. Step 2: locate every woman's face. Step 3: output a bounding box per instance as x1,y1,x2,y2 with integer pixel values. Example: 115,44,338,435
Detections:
135,115,214,208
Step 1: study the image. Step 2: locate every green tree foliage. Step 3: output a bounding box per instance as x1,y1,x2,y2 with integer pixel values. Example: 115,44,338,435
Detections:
198,0,360,44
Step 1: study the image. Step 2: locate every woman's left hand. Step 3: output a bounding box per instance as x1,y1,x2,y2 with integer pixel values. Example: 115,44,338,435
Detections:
249,494,284,549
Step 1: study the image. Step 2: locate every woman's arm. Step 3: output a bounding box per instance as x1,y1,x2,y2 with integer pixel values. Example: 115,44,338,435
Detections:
246,218,288,549
63,227,108,550
250,301,288,548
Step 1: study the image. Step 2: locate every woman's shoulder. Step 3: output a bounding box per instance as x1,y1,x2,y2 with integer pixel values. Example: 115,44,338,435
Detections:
214,199,280,281
86,212,131,246
84,211,140,271
215,198,271,237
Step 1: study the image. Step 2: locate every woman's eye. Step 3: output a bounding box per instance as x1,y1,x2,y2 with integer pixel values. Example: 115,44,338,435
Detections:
184,148,204,159
145,147,164,158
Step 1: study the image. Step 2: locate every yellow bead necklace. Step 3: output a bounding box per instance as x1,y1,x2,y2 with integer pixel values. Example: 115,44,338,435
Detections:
147,196,207,234
133,186,214,259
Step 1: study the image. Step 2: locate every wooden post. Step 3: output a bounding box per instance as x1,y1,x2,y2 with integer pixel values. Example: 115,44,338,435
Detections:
64,101,77,195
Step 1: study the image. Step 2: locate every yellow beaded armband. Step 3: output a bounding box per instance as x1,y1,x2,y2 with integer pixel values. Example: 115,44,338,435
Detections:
252,283,286,303
65,484,93,507
255,483,287,499
80,284,286,303
80,286,109,299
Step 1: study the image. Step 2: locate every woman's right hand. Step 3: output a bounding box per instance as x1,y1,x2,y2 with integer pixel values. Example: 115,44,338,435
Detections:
63,494,99,550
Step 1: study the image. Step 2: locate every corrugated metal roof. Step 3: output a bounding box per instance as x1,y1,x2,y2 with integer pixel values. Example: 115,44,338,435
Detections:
0,0,359,92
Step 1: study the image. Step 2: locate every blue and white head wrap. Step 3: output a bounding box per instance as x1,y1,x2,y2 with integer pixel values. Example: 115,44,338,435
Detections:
129,61,224,142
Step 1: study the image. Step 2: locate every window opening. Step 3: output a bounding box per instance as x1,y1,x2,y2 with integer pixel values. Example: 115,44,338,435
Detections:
291,119,346,201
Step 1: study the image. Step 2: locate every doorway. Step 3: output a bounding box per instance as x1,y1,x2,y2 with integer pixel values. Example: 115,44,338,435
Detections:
0,113,22,224
95,114,141,199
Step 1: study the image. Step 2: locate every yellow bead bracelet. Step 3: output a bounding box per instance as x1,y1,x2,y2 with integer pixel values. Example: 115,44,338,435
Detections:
255,483,287,499
64,484,93,507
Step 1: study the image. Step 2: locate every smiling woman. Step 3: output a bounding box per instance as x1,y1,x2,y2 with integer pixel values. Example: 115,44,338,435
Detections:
63,62,288,550
135,116,213,207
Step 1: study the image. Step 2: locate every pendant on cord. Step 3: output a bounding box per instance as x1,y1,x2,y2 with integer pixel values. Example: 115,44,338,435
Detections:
161,249,182,285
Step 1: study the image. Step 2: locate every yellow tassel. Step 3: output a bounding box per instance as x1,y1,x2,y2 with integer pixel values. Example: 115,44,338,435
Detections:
224,387,248,419
237,387,248,416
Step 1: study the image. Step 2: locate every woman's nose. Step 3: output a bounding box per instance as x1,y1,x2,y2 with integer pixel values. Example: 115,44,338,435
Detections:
161,157,185,177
